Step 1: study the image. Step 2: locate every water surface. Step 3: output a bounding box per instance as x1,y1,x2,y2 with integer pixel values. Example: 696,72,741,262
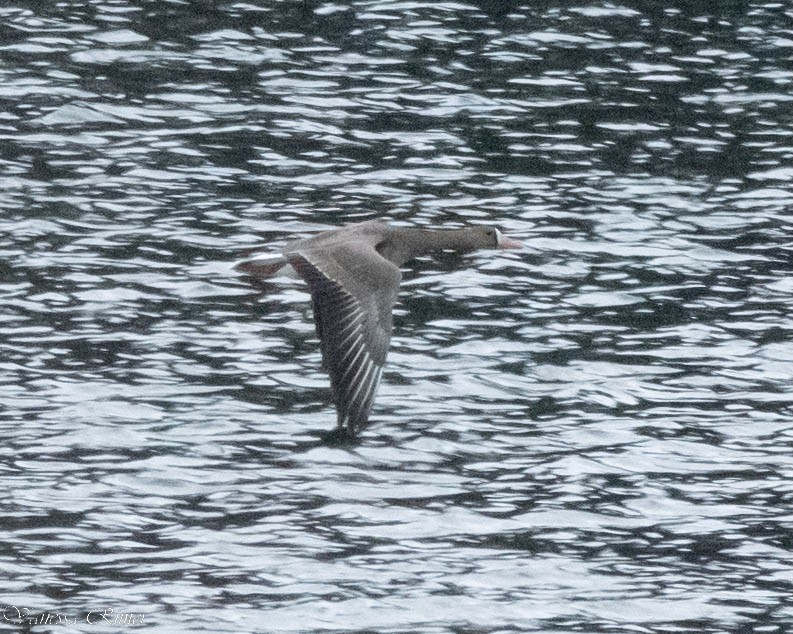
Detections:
1,1,792,632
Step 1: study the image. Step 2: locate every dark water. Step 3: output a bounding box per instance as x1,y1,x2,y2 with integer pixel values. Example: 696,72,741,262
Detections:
2,1,793,632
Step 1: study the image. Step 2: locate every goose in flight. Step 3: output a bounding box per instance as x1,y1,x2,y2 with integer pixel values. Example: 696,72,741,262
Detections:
237,220,521,442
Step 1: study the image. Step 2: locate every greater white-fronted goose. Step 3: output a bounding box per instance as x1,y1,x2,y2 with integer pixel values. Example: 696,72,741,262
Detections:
238,219,521,442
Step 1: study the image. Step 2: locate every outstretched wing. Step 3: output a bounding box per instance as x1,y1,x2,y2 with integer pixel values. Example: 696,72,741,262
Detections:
287,243,401,433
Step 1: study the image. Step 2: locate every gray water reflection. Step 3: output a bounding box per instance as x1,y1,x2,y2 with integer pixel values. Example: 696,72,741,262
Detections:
2,1,793,632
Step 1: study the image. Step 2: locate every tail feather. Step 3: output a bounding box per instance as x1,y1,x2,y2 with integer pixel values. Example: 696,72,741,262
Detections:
235,254,288,278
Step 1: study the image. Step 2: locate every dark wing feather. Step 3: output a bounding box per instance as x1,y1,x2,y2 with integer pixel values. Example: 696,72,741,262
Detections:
287,244,400,433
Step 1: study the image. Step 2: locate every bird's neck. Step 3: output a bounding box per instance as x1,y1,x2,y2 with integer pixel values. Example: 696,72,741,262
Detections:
378,228,479,267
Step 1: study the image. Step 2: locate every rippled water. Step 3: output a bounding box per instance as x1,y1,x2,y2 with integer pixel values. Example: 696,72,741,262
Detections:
2,1,793,632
